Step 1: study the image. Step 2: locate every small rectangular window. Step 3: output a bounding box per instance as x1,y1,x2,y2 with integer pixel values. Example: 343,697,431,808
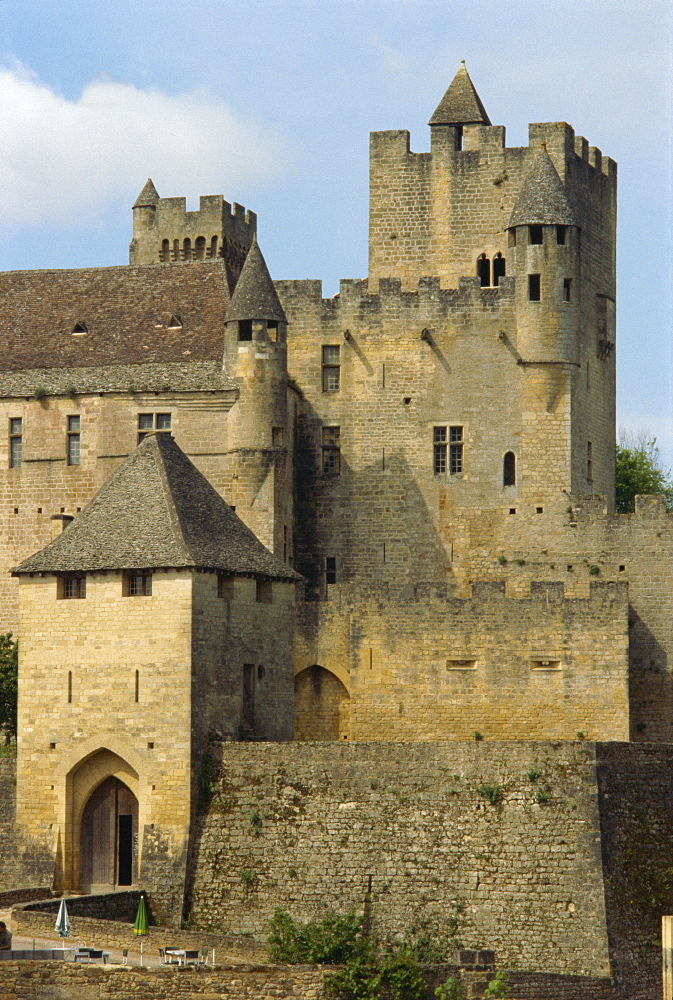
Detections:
125,572,152,596
272,426,284,446
449,426,463,474
322,426,341,476
256,579,272,604
326,556,337,585
563,278,572,302
587,441,593,482
60,575,86,599
238,319,252,341
433,426,447,474
67,415,80,466
508,229,517,247
138,413,171,444
529,225,543,245
322,345,340,391
556,225,567,245
267,320,279,343
217,574,234,599
9,418,22,468
528,274,541,301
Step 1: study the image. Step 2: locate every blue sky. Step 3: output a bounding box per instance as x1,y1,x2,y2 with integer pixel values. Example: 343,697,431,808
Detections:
0,0,671,467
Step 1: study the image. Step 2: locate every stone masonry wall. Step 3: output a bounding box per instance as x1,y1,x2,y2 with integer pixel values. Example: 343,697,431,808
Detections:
187,741,612,977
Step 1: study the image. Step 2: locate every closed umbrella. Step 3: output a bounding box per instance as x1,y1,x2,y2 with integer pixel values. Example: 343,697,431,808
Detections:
133,893,149,966
54,898,71,951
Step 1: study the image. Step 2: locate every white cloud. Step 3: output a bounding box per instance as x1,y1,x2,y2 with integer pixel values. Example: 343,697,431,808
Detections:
0,61,291,227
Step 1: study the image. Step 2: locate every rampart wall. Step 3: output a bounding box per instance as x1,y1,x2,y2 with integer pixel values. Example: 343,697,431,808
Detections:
184,740,673,998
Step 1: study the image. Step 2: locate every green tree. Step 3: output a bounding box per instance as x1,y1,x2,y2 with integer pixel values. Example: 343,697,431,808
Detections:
0,634,17,742
615,431,673,514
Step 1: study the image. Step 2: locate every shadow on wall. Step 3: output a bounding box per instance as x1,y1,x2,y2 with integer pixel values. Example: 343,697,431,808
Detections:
294,665,350,741
628,606,671,741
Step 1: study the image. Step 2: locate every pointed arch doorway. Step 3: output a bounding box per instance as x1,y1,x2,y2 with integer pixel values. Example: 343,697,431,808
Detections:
79,777,138,893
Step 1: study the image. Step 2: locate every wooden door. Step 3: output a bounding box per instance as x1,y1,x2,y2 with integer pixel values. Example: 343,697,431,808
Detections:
79,777,138,891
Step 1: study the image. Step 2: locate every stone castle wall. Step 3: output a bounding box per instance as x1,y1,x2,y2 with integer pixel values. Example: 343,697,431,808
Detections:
184,740,673,998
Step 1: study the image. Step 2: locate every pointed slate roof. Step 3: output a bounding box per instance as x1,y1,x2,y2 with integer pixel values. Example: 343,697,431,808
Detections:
507,148,577,228
225,236,287,324
13,433,301,582
133,178,160,209
429,61,491,127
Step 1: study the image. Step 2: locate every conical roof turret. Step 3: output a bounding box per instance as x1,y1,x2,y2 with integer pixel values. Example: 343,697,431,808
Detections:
429,61,491,126
133,178,160,209
508,148,577,228
226,235,287,324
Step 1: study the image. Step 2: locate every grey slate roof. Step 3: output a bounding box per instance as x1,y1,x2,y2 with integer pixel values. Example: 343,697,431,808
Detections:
429,62,491,126
0,362,237,398
507,149,577,228
225,236,287,324
13,433,302,582
133,178,160,209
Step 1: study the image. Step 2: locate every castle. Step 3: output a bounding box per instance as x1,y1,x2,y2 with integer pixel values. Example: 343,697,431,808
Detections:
1,64,672,997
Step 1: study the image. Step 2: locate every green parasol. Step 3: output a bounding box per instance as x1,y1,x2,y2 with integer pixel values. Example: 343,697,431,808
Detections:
133,893,149,966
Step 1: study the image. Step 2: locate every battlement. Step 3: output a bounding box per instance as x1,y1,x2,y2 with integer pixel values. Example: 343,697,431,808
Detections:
129,183,256,270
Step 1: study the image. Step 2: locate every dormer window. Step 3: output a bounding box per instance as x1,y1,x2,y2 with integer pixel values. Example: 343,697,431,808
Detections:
72,322,87,335
167,314,182,329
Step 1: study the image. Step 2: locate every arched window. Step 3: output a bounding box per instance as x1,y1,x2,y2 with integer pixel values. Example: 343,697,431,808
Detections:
195,236,206,260
493,253,506,286
182,238,192,260
503,451,516,486
209,236,219,259
477,254,490,288
160,239,170,263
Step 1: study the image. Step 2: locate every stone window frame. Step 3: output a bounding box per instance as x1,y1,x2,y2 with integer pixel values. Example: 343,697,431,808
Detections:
138,412,172,444
67,415,80,466
434,425,464,476
123,572,153,597
322,345,341,392
9,417,22,469
321,426,341,476
58,575,86,600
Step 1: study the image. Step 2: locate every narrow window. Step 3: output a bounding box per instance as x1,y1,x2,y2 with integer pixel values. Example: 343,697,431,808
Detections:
322,345,340,391
272,426,284,446
528,274,541,301
160,239,170,262
256,579,272,604
283,525,287,562
508,229,517,247
9,418,22,468
503,451,516,486
322,426,341,476
60,575,86,599
477,254,490,288
182,237,192,260
433,426,447,474
125,572,152,596
563,278,572,302
209,236,219,259
195,236,206,259
217,574,234,599
242,664,255,731
67,670,72,704
529,225,543,245
493,253,506,286
172,239,179,262
326,556,337,585
454,126,463,151
267,320,279,343
556,225,567,245
135,669,139,703
449,426,463,474
67,415,80,466
238,319,252,341
587,441,593,482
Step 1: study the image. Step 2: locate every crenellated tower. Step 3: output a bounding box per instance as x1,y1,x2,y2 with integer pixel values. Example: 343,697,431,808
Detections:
129,178,256,289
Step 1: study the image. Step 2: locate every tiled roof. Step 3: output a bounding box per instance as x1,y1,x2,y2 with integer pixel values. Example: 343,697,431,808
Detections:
508,149,577,228
0,261,231,371
225,237,287,324
429,61,491,127
13,433,302,582
132,178,160,208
